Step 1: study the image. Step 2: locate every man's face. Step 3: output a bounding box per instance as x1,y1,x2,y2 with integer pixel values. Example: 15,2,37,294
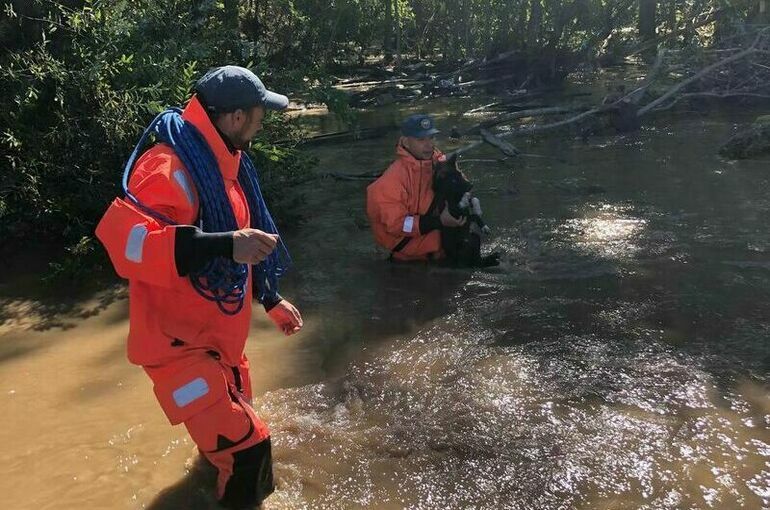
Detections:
231,105,265,150
403,135,435,160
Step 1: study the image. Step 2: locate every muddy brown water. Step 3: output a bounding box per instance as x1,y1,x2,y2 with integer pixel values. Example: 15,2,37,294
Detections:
1,95,769,509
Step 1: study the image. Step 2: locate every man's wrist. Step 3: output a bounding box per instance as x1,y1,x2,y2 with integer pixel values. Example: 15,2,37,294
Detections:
262,292,283,312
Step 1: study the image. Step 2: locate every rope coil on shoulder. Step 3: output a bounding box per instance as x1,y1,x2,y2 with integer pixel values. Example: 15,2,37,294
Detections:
121,108,290,315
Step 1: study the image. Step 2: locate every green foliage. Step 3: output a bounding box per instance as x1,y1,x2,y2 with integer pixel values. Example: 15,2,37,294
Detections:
43,235,101,286
0,0,762,286
0,0,318,284
310,83,357,126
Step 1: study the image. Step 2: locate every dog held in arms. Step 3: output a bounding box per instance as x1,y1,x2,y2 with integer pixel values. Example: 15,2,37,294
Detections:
432,153,500,267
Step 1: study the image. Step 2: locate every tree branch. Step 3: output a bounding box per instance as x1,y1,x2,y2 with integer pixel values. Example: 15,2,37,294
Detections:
638,31,770,116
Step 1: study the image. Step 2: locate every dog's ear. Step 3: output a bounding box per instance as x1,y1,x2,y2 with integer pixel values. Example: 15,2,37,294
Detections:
447,152,459,166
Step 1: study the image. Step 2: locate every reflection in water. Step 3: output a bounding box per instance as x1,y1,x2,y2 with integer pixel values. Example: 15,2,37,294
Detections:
258,293,769,509
254,111,770,509
566,203,648,260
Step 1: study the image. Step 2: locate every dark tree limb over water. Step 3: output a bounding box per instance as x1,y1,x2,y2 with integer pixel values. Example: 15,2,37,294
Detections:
450,28,770,159
638,29,770,115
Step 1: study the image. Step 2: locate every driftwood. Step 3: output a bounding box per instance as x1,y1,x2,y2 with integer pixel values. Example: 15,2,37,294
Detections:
649,91,770,112
322,171,382,181
427,48,580,98
455,73,519,89
479,129,519,156
301,126,394,146
451,103,610,157
638,31,770,115
628,49,666,104
438,50,519,81
335,77,425,89
448,30,770,158
461,106,587,137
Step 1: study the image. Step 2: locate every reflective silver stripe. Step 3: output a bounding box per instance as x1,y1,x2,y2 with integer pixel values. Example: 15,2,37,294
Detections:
173,170,195,207
125,224,148,263
402,215,415,233
172,377,210,407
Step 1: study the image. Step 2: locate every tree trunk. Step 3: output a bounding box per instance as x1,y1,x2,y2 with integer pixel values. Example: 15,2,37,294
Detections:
395,0,402,68
527,0,543,49
464,0,471,57
223,0,239,32
515,4,527,51
384,0,393,63
713,5,729,44
667,0,677,34
639,0,657,43
243,0,260,42
223,0,240,60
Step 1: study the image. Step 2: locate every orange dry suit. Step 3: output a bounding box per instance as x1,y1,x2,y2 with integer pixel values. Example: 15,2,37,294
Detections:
95,95,275,508
366,140,444,261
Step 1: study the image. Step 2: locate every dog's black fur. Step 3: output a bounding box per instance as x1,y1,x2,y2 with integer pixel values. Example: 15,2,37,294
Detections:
432,154,499,267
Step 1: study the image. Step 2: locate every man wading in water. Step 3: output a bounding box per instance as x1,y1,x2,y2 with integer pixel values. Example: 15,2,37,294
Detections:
96,66,303,509
366,114,467,262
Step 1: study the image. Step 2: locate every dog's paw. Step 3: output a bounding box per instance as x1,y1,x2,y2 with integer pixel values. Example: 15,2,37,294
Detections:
471,197,483,216
459,192,472,209
481,225,491,235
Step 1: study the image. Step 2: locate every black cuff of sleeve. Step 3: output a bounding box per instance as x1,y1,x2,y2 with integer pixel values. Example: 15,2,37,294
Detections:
262,292,283,312
174,226,234,277
419,215,442,234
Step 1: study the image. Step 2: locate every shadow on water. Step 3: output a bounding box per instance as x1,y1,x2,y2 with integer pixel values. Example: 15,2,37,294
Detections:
146,457,221,510
0,280,127,365
0,270,127,333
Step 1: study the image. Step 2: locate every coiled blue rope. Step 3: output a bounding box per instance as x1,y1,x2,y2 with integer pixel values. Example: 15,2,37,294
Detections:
122,108,290,315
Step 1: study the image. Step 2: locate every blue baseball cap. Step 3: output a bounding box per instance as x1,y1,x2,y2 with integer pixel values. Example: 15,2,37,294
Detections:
194,65,289,113
401,114,439,138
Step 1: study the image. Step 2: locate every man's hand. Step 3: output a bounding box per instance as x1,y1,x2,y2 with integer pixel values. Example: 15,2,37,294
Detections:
232,229,279,265
267,299,303,336
440,204,467,227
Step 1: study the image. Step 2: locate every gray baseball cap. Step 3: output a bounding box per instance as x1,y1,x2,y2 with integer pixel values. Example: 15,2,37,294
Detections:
194,65,289,113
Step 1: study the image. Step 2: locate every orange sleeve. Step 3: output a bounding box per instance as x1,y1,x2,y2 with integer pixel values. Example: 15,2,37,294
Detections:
128,145,199,226
368,165,426,238
95,146,199,287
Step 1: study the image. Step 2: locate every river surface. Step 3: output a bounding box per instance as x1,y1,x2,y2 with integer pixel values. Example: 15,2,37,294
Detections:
1,90,769,509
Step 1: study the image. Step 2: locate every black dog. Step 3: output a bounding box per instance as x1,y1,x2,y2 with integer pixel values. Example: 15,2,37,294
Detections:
432,153,499,267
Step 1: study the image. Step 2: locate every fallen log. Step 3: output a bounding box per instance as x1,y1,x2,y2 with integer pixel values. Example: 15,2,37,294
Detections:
322,171,383,181
461,106,587,136
336,77,429,90
300,126,395,146
649,91,770,112
448,32,770,157
480,128,519,156
438,50,519,81
638,31,770,116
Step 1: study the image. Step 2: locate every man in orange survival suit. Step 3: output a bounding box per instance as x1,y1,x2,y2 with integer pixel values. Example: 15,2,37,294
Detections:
95,66,303,509
366,114,466,261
